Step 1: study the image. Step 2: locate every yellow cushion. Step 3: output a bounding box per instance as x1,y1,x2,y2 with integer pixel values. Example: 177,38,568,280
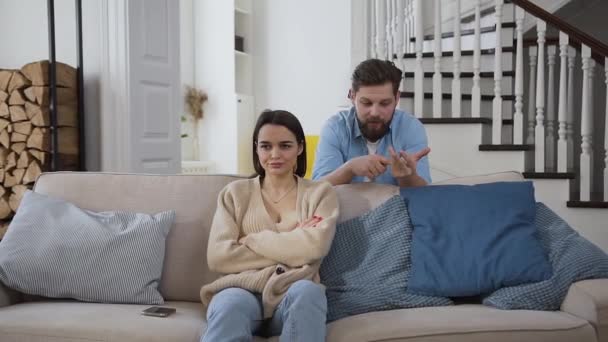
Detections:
305,135,319,179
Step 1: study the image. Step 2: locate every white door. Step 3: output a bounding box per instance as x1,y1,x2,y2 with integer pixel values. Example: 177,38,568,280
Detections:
128,0,181,173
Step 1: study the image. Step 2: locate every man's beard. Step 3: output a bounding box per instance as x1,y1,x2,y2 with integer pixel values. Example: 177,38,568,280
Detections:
359,119,390,142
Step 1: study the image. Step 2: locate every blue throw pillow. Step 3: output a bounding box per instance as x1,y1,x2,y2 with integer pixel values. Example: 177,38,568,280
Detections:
401,181,552,297
483,202,608,310
320,195,452,323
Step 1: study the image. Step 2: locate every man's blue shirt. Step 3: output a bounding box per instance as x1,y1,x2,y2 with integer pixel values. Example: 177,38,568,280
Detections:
312,107,431,185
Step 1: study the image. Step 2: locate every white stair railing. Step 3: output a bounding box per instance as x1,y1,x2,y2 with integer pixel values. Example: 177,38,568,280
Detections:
370,0,377,59
513,7,525,144
375,0,388,60
535,19,546,172
546,45,557,170
567,47,576,172
527,46,537,145
580,45,592,201
471,0,482,118
452,0,462,118
492,0,504,144
395,0,405,90
557,32,569,173
414,0,424,117
433,0,443,118
403,0,411,54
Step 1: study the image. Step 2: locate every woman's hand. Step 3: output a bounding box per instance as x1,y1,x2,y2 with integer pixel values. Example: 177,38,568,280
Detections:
295,216,323,229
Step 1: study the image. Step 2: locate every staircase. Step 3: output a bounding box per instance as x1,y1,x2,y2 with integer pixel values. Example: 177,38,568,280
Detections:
365,0,608,250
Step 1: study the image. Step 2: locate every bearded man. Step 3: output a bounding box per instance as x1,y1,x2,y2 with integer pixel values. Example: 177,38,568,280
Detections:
312,58,431,187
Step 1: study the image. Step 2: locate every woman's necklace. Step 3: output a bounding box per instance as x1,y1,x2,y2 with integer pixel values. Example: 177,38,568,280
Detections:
263,181,297,204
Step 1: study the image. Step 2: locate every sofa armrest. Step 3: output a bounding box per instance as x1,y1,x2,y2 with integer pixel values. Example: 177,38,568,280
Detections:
561,279,608,342
0,281,22,308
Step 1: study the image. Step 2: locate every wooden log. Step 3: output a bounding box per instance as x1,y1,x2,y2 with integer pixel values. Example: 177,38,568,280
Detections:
0,130,9,149
0,186,5,198
27,127,78,155
0,148,7,167
5,151,16,171
23,86,76,106
4,168,24,187
0,90,8,102
9,105,27,122
0,119,9,132
11,132,27,143
10,142,26,154
9,184,29,212
21,61,77,88
23,161,42,184
25,101,77,127
0,103,8,117
0,70,12,92
17,151,32,169
8,90,25,105
0,196,11,220
7,72,30,93
13,121,31,135
0,168,4,183
27,150,77,171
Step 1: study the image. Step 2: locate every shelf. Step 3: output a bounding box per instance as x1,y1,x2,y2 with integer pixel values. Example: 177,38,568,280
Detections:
235,50,250,57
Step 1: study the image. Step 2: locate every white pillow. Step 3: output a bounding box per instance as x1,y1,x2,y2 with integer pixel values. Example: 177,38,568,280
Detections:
0,191,175,304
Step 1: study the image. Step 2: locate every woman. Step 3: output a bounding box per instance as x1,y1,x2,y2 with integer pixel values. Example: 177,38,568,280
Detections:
200,110,339,341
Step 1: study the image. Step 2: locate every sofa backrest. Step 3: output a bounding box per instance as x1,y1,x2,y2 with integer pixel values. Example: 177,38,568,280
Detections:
32,170,524,303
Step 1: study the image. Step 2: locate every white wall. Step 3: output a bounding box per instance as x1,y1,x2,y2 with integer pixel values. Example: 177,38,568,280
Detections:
0,0,102,171
252,0,352,135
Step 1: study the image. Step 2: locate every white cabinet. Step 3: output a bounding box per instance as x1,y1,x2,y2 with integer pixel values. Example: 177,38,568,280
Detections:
193,0,256,174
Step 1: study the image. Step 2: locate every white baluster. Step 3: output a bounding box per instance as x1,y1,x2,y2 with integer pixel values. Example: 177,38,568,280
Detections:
371,0,377,59
526,46,537,145
589,59,596,195
546,45,557,171
376,0,387,60
414,0,424,117
403,0,410,54
535,19,546,172
471,0,482,118
409,0,415,53
395,0,405,90
433,0,443,118
557,32,569,173
492,0,504,144
604,57,608,201
386,0,394,60
567,47,576,171
513,7,525,144
452,0,462,118
580,45,592,201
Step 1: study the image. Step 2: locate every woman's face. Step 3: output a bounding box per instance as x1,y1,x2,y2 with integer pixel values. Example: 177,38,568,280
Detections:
256,124,303,177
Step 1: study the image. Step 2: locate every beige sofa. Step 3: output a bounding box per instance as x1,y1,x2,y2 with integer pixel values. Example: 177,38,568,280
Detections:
0,171,607,342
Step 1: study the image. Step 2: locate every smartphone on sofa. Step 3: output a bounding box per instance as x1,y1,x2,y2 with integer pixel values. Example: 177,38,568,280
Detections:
141,306,176,317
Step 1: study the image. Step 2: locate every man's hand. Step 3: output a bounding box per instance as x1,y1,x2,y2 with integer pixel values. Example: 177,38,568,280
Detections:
389,146,430,180
346,155,391,180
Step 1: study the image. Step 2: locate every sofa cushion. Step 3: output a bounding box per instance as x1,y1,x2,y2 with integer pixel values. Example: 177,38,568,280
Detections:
320,195,452,322
484,203,608,310
326,304,595,342
32,172,244,302
401,181,552,297
0,191,175,305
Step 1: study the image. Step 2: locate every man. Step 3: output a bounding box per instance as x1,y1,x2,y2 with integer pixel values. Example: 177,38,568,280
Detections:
312,58,431,187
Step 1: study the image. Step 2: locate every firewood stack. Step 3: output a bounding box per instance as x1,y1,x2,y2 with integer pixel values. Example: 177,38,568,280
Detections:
0,60,79,235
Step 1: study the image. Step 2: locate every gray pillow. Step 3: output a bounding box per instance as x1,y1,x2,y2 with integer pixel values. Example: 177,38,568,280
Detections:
0,191,175,305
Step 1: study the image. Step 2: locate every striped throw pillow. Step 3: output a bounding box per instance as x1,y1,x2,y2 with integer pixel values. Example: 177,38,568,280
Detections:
0,191,175,304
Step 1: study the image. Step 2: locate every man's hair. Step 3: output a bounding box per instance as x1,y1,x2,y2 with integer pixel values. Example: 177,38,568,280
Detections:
351,59,403,95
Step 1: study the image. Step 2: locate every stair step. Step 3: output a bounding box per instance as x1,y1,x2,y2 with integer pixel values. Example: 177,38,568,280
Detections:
479,144,534,151
567,201,608,209
403,71,515,78
410,22,516,42
401,92,515,101
402,46,515,59
522,172,576,179
420,118,513,125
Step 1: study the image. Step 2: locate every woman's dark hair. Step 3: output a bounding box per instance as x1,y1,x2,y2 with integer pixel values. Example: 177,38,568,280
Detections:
351,58,403,95
252,109,307,178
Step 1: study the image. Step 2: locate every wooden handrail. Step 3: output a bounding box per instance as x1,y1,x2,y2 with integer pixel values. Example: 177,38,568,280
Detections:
512,0,608,59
